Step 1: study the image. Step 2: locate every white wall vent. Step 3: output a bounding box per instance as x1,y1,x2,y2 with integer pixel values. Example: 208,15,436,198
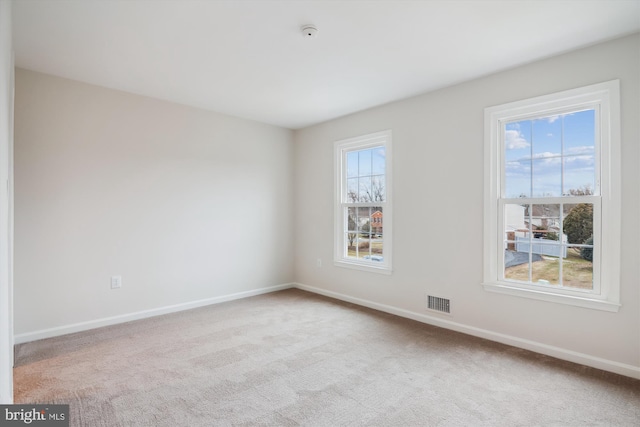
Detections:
427,295,450,314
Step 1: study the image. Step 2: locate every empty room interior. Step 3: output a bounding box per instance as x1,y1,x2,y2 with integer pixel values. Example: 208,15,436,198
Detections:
1,0,640,425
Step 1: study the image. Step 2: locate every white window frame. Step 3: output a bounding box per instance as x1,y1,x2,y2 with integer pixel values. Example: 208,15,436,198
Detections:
483,80,621,312
334,130,392,274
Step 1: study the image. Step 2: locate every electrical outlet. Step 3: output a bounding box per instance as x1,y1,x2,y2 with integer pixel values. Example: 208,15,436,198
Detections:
316,258,322,267
111,275,122,289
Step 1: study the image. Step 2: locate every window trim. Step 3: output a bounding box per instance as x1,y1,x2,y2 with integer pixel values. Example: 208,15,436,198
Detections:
334,130,392,274
483,81,621,312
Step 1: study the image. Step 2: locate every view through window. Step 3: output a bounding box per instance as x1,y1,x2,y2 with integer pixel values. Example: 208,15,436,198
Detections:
483,80,620,311
335,130,392,273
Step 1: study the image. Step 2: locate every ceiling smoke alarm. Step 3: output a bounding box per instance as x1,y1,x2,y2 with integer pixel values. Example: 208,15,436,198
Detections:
301,25,318,39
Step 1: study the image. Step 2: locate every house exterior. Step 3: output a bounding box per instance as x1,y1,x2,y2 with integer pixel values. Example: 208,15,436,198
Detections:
371,210,383,235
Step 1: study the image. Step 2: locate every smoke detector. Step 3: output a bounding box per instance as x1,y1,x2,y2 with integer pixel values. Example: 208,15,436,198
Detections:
301,25,318,39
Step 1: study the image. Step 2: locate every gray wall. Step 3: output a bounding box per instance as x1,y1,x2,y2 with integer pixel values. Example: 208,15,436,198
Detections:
14,69,294,336
0,0,14,404
293,34,640,371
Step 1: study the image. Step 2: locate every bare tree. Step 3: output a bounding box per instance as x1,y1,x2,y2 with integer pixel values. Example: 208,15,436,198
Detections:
360,178,385,202
565,185,593,196
346,179,385,249
347,213,357,248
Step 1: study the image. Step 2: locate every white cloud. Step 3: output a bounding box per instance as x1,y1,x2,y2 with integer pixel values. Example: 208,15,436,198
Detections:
565,146,594,156
564,156,595,170
532,151,560,160
505,130,529,149
505,160,528,171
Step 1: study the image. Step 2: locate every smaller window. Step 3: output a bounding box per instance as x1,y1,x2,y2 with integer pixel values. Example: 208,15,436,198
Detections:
334,130,392,273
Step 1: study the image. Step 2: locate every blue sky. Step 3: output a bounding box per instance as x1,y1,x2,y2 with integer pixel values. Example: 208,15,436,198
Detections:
504,109,595,198
346,147,386,202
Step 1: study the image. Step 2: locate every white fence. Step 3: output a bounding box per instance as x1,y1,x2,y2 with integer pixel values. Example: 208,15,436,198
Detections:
515,236,567,258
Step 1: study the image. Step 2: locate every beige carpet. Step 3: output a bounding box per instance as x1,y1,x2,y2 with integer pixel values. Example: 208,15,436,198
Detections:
14,289,640,426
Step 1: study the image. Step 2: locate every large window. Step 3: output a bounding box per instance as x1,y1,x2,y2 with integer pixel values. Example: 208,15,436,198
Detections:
334,130,392,273
483,81,620,311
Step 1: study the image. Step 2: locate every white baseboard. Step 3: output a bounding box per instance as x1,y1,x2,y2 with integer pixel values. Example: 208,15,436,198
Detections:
14,283,294,344
293,283,640,380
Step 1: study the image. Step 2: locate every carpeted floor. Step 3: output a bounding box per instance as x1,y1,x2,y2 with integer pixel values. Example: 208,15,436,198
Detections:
13,289,640,426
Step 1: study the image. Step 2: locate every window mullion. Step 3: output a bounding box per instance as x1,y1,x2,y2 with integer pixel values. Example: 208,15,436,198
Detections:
527,202,532,283
559,202,564,286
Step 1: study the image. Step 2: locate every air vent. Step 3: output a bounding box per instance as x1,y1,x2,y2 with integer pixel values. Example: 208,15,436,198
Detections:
427,295,450,314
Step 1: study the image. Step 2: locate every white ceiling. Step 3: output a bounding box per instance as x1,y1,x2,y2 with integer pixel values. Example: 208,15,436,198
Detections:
12,0,640,129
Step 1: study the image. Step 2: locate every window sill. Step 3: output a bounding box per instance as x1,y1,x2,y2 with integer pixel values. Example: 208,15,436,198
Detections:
334,259,392,275
482,281,620,312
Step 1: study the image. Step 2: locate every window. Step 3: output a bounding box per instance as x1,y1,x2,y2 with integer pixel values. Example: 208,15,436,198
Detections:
334,130,392,273
483,81,620,311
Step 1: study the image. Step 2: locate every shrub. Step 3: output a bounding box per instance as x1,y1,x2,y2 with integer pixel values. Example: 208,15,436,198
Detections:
545,232,559,241
580,236,593,261
564,204,593,244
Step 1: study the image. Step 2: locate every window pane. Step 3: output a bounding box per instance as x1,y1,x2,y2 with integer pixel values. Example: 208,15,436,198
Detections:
357,207,371,233
532,157,561,197
359,149,372,176
505,121,532,198
532,115,562,157
365,237,384,262
368,208,384,261
531,254,561,285
504,250,531,282
505,203,564,286
345,233,357,258
563,246,593,290
347,207,357,233
564,109,595,155
504,202,527,238
346,178,358,202
346,206,360,258
358,176,372,202
505,121,531,161
372,175,385,202
504,202,596,288
355,206,372,259
527,202,561,287
563,109,596,195
530,204,560,240
504,203,530,282
372,147,386,175
563,155,595,196
562,203,593,245
347,151,358,178
370,208,383,237
504,110,597,200
505,158,531,198
345,207,385,262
